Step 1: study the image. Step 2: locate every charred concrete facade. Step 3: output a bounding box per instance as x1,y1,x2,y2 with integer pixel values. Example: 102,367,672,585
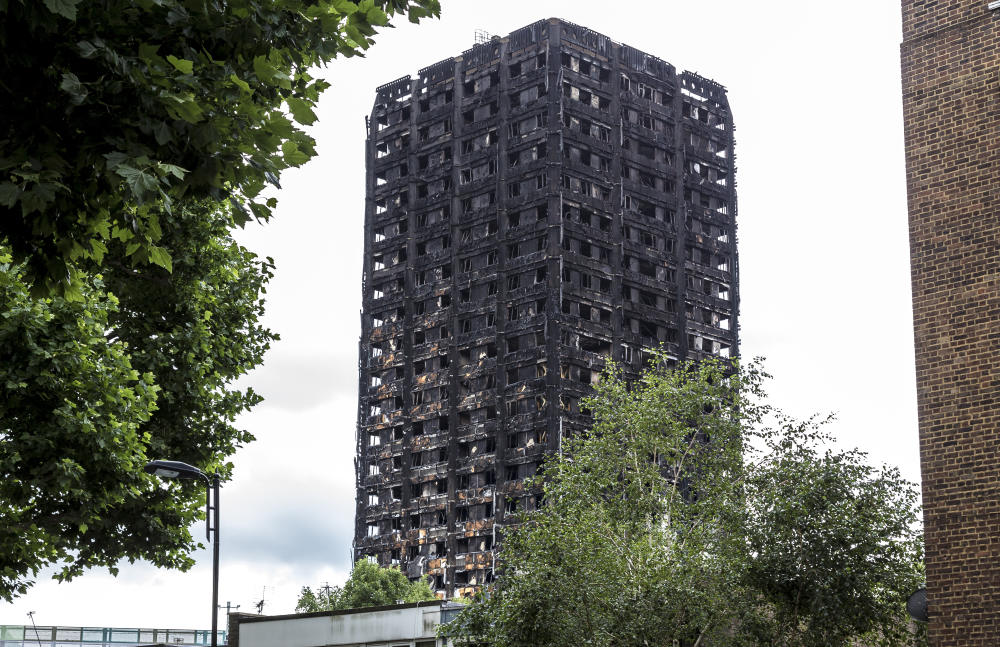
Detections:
355,18,738,598
901,1,1000,643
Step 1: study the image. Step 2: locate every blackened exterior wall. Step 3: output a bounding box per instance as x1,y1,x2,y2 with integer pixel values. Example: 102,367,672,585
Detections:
901,2,1000,644
355,18,739,598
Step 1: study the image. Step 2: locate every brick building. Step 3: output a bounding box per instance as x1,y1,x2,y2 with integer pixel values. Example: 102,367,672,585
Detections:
900,1,1000,643
354,18,738,598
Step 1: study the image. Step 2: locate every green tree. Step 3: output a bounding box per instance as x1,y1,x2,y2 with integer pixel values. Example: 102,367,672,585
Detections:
442,357,924,647
340,560,437,608
740,424,925,647
295,584,343,613
0,0,440,295
0,254,161,600
296,561,436,613
0,0,440,600
103,201,275,472
0,201,277,601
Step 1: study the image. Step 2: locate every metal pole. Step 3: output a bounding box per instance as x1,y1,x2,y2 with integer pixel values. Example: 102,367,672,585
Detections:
211,473,220,647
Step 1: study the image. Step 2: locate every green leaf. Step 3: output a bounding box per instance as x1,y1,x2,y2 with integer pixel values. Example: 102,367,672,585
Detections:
137,42,161,63
20,184,57,215
116,165,160,199
252,56,276,83
147,245,173,273
345,24,367,48
86,240,108,264
286,97,318,126
168,96,204,124
272,71,293,91
60,281,83,302
333,0,360,13
77,41,98,58
103,151,129,171
158,164,187,180
408,6,427,23
0,183,20,208
265,113,295,139
365,6,389,26
166,55,194,75
59,73,88,105
229,73,252,95
43,0,81,20
281,141,310,166
153,121,172,145
353,21,377,37
248,201,272,222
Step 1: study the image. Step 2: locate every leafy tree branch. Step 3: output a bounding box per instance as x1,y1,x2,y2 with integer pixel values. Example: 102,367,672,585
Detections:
0,0,440,295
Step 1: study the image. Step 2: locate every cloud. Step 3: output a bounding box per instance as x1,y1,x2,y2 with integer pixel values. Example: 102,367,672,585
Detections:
219,401,357,568
224,501,355,570
221,457,356,572
238,347,357,412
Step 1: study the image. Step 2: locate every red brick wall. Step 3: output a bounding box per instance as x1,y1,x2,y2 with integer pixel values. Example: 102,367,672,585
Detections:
900,1,1000,644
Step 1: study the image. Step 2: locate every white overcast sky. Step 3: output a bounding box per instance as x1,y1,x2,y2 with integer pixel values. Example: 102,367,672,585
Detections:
1,0,918,632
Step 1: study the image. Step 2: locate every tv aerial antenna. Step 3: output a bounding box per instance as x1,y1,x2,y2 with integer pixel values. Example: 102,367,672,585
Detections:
255,586,267,615
26,611,42,647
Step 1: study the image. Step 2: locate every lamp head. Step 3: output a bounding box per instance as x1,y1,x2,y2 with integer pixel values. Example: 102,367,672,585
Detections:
907,587,928,623
144,460,207,481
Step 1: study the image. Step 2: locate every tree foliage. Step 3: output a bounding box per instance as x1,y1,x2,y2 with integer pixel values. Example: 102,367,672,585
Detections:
296,584,343,614
296,561,436,613
0,255,158,600
740,428,925,646
0,0,440,294
0,0,439,601
103,201,275,471
442,357,924,647
0,201,277,601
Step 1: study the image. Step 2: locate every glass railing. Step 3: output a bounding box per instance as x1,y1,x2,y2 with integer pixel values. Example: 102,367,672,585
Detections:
0,625,225,646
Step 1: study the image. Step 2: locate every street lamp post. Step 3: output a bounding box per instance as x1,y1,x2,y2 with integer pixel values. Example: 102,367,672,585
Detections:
144,460,221,647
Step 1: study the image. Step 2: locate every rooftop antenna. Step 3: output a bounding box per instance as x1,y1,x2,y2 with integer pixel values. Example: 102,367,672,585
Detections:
26,611,42,647
319,582,335,611
255,586,267,615
474,29,493,45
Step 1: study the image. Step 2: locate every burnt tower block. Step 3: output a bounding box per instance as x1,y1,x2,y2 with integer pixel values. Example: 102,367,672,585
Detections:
355,18,739,598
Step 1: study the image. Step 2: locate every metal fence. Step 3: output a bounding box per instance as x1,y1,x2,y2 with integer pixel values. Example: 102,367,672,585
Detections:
0,625,225,647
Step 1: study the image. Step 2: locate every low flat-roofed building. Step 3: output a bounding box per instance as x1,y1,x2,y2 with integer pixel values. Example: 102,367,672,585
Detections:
231,601,462,647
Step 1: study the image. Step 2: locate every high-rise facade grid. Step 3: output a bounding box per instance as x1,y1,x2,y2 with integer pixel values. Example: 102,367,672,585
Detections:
355,18,739,598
